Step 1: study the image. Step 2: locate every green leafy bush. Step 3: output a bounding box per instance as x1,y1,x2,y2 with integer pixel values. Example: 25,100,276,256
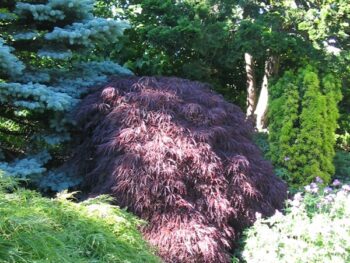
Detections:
240,179,350,263
268,66,342,186
334,150,350,182
0,176,160,263
336,132,350,151
252,132,270,157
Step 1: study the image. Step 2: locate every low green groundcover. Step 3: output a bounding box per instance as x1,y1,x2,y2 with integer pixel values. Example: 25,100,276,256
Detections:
0,177,160,263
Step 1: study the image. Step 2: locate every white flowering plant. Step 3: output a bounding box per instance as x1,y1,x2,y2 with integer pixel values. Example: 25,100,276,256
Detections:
238,177,350,263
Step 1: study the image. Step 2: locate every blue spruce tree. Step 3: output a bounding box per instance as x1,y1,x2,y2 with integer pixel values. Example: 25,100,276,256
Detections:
0,0,131,190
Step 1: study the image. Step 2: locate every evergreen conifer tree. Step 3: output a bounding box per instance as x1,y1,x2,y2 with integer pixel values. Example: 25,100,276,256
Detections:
294,67,329,184
268,71,299,182
268,66,342,186
0,0,131,190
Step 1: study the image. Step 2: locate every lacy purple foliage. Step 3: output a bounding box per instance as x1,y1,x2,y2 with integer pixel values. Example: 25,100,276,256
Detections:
73,76,287,263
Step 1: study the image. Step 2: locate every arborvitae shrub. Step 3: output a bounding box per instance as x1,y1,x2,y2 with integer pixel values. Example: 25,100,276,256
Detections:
73,76,287,263
268,66,342,186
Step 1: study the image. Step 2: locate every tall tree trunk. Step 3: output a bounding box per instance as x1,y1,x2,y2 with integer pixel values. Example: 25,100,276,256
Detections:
254,54,279,131
245,52,257,119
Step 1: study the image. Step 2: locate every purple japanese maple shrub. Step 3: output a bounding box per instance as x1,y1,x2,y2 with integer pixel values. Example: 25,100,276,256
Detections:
73,76,287,263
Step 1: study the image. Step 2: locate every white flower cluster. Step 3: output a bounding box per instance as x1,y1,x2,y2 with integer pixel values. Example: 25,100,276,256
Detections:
15,0,94,22
242,182,350,263
0,38,25,78
38,49,73,59
0,82,77,111
45,18,130,47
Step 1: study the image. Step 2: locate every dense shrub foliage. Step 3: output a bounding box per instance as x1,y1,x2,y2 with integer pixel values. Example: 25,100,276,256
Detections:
0,176,160,263
100,0,247,104
241,178,350,263
73,76,287,263
336,132,350,152
334,151,350,182
268,66,342,186
0,0,131,189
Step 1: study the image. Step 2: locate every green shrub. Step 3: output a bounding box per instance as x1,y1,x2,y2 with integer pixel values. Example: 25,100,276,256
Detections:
334,151,350,182
0,176,160,263
268,66,342,186
336,132,350,151
252,132,270,157
240,179,350,263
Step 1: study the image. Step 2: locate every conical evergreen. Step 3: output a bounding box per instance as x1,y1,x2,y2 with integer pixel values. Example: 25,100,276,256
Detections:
0,0,131,189
268,71,299,183
268,66,342,186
